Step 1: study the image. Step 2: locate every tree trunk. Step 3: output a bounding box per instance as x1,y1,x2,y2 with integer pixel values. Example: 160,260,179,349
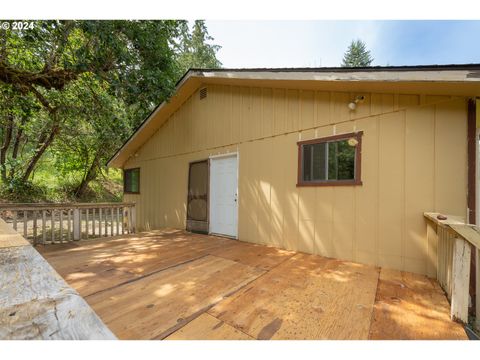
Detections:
21,124,59,182
9,116,27,179
0,113,14,182
74,151,102,199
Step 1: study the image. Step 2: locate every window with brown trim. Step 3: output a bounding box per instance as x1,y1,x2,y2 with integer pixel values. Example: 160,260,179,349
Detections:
124,168,140,194
297,131,363,187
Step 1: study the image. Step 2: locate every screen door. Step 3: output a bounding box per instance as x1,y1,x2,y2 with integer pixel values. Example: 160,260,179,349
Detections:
186,160,209,233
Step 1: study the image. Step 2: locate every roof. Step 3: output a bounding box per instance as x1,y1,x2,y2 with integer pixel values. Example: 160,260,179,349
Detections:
107,63,480,168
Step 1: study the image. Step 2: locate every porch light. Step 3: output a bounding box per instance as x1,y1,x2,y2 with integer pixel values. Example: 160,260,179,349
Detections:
347,138,359,147
348,95,365,111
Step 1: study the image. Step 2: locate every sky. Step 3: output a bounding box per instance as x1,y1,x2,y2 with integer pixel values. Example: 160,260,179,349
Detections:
205,20,480,68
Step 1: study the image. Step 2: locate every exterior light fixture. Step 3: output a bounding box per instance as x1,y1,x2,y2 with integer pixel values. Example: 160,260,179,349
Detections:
347,138,359,147
348,95,366,111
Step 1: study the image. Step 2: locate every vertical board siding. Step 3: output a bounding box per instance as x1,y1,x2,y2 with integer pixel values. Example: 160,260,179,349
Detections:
434,99,468,217
404,105,435,276
378,111,405,270
123,84,469,276
353,116,379,266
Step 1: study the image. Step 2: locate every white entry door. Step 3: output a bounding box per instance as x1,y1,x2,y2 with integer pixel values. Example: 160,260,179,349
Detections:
209,154,238,238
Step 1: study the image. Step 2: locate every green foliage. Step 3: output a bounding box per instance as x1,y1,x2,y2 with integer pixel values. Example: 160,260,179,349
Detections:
175,20,222,73
0,178,45,202
0,20,221,203
341,39,374,67
327,140,355,180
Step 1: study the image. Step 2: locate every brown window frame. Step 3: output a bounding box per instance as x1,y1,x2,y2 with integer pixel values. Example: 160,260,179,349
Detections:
123,167,140,194
297,131,363,187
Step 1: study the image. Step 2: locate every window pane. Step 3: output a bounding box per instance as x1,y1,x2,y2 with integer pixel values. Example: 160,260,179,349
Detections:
328,140,355,180
312,143,327,180
125,169,140,193
328,142,338,180
130,169,139,192
125,172,131,191
337,140,355,180
302,145,312,181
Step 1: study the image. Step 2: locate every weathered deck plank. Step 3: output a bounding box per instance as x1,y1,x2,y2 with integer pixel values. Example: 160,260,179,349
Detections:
165,313,254,340
86,255,264,340
368,268,467,340
209,253,380,339
210,241,295,270
38,230,237,297
39,229,466,340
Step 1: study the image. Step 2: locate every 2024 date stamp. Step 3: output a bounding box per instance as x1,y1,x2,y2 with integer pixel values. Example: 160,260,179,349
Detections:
1,21,35,30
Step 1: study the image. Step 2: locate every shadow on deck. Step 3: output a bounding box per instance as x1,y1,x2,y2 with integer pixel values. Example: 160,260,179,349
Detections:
37,229,467,340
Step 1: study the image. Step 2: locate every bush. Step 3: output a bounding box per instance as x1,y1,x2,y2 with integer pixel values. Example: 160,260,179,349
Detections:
0,178,47,203
0,168,123,204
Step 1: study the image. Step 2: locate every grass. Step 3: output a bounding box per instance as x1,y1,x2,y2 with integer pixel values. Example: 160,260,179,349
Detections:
0,163,123,204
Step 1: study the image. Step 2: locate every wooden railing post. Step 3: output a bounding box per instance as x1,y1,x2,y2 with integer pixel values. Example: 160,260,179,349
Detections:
116,207,120,236
131,205,136,233
12,211,17,231
33,211,37,245
42,210,46,244
451,237,471,323
110,207,114,236
99,208,103,237
92,208,96,237
122,207,126,234
73,208,81,241
67,209,71,241
104,208,108,236
50,210,55,243
23,211,27,239
59,209,63,242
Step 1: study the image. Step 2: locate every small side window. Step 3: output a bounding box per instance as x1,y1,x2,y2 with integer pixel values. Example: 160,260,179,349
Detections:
124,168,140,194
297,132,363,187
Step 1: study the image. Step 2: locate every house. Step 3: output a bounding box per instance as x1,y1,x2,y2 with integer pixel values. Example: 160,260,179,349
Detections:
107,64,480,277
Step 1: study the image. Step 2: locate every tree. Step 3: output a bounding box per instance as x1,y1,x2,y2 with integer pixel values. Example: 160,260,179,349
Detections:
341,39,374,67
0,20,222,201
175,20,222,74
0,20,179,196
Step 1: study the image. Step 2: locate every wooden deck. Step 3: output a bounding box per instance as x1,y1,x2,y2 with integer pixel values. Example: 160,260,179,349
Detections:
38,229,467,340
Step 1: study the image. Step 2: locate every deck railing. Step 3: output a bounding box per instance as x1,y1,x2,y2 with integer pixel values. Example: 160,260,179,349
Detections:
425,212,480,327
0,202,136,245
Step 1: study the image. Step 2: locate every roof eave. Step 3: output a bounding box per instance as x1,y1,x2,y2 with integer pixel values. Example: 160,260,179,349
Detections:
107,65,480,169
107,70,204,168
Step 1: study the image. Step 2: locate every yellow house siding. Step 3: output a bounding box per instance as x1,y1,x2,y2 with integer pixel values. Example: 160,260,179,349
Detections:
124,84,468,277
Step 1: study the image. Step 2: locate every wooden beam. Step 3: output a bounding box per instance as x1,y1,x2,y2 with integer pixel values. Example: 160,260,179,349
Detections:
424,212,465,227
449,224,480,250
451,237,471,323
0,202,135,211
